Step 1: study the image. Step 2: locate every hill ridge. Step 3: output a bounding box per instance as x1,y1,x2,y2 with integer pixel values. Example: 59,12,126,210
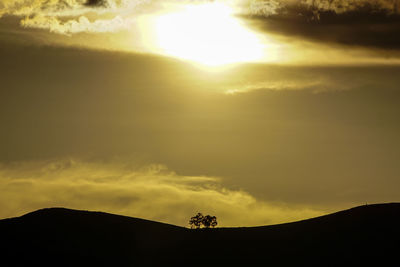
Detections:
19,206,185,229
9,202,400,229
1,203,399,266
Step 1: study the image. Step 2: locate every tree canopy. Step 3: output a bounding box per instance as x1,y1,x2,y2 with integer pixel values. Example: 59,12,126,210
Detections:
189,213,217,229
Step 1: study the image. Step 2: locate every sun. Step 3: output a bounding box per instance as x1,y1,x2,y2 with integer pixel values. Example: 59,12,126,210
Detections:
153,2,264,66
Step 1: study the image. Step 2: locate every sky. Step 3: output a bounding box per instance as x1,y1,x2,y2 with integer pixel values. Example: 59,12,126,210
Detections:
1,0,400,227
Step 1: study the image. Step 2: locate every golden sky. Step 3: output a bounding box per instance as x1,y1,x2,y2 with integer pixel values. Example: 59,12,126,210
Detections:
1,0,400,226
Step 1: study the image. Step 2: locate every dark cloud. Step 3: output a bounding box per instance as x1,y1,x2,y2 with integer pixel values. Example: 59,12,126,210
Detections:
246,0,400,49
84,0,108,7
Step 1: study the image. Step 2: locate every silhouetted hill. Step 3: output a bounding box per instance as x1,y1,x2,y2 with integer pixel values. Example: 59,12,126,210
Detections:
1,203,399,266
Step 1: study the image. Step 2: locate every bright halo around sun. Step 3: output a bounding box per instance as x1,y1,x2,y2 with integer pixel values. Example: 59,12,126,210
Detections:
154,2,264,66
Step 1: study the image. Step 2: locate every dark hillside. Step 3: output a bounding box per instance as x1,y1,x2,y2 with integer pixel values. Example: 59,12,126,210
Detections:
1,204,399,266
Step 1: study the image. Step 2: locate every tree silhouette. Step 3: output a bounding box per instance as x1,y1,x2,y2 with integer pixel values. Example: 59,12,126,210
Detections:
202,215,218,228
189,213,204,229
189,213,217,229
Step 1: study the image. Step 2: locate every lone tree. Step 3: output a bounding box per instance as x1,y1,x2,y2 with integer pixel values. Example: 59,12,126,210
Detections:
189,213,204,229
202,215,218,228
189,213,217,229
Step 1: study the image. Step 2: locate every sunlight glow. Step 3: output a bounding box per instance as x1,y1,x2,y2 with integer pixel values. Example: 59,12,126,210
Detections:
154,3,264,66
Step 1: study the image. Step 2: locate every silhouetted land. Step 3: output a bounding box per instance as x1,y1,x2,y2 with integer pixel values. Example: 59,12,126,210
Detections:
1,203,399,266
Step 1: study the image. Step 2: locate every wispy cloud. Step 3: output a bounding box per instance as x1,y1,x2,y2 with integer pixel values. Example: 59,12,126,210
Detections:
20,14,132,34
0,0,148,34
0,0,146,17
0,159,323,227
0,0,215,34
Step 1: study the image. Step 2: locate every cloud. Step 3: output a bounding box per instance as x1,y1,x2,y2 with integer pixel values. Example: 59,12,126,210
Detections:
2,0,400,48
0,0,148,34
20,14,132,34
84,0,108,7
0,0,220,34
246,0,400,17
0,0,142,17
0,159,324,227
244,0,400,49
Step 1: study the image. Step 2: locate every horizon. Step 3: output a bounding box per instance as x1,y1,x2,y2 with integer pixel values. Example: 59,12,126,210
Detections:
1,0,400,227
6,202,399,228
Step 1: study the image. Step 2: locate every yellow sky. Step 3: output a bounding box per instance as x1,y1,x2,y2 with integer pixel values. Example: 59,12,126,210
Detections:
1,0,400,226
